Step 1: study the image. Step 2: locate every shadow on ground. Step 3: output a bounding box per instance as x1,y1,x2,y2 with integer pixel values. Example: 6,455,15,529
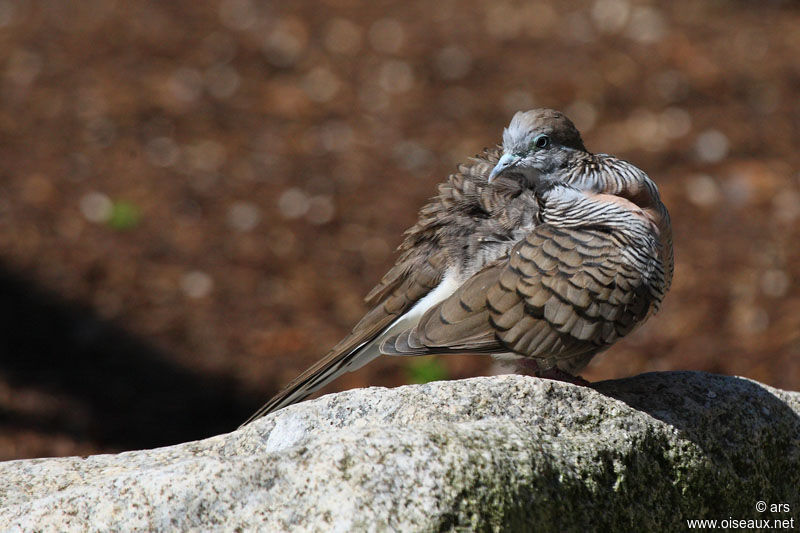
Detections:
594,370,800,443
593,371,800,518
0,263,265,456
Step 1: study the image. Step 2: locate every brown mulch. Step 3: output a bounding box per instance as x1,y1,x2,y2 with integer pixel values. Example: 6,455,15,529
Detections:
0,0,798,460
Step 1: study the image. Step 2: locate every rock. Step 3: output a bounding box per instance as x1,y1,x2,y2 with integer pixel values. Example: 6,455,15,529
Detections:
1,371,798,531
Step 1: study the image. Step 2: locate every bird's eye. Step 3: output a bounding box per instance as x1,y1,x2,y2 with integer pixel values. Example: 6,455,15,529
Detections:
533,134,550,149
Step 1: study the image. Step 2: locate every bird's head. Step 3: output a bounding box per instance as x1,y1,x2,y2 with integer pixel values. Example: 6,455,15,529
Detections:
489,109,588,187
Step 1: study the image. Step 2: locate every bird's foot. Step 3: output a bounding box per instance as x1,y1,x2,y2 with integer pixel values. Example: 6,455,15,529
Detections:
516,359,592,387
538,368,592,387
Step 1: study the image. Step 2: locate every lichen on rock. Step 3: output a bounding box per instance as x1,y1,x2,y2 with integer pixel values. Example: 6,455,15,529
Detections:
0,371,798,531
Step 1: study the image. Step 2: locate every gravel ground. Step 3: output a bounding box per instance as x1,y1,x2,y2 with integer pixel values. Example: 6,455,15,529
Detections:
0,0,798,459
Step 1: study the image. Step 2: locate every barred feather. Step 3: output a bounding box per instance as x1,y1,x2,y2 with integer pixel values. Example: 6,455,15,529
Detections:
243,109,673,425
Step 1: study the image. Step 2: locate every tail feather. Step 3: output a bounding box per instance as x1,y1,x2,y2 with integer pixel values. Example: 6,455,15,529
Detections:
239,326,395,426
241,270,455,426
239,355,355,426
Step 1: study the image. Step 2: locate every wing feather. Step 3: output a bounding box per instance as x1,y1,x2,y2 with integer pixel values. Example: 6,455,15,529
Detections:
241,150,505,424
380,223,663,373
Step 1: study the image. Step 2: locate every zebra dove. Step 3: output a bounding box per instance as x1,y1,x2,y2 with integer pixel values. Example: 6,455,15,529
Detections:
243,108,673,425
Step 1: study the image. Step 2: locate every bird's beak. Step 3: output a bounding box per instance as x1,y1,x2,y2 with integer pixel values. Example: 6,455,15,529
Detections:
488,153,521,183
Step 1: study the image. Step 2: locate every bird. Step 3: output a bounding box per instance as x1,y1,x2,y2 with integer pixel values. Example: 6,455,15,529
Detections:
242,108,673,425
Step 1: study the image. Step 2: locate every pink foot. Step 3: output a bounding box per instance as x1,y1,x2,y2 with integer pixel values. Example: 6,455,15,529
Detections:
537,367,592,387
515,359,592,387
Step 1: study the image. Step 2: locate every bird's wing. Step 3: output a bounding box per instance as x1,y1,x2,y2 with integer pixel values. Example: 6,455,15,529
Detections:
381,222,662,367
241,249,446,425
241,151,506,424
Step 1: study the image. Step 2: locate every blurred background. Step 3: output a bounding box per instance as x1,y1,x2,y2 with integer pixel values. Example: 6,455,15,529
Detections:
0,0,798,460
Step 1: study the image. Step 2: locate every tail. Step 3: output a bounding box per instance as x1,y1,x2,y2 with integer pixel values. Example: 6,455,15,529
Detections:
239,335,385,427
241,285,441,426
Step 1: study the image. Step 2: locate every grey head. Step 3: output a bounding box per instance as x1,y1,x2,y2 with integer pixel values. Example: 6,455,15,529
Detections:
489,109,588,186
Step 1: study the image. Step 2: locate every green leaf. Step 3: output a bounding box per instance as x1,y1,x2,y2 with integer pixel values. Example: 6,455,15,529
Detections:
405,358,449,384
107,201,141,230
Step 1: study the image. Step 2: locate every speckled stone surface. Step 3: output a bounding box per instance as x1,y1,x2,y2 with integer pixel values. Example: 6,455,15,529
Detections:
1,372,798,532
